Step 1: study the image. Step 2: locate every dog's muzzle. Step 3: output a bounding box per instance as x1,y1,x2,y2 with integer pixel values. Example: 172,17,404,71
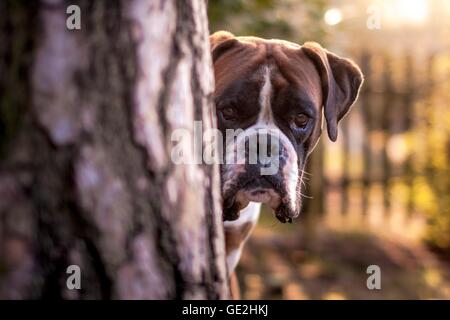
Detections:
221,129,301,223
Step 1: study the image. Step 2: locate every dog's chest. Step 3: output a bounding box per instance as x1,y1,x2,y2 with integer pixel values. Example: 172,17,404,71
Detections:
223,202,261,271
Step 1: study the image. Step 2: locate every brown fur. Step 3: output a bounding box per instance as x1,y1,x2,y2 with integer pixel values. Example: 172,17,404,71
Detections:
210,31,363,142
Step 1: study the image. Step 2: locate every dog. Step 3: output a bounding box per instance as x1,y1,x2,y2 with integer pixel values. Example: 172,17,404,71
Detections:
210,31,363,297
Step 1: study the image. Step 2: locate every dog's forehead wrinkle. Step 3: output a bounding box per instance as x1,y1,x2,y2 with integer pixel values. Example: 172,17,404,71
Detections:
271,46,323,104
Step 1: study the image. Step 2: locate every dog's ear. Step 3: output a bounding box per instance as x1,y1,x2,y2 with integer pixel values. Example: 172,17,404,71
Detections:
210,31,239,62
302,42,363,142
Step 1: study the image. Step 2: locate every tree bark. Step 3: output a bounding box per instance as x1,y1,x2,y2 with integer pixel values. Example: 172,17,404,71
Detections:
0,0,229,299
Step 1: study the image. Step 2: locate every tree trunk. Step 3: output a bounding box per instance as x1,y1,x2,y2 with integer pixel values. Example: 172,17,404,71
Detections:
0,0,229,299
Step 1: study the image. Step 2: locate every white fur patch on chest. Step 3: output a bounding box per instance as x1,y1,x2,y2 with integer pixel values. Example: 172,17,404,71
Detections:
224,202,261,272
224,201,261,229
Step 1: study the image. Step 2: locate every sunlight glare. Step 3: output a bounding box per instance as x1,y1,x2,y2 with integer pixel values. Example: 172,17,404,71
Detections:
324,8,343,26
393,0,429,25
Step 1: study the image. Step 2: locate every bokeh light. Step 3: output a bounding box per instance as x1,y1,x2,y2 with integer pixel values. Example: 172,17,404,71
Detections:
324,8,343,26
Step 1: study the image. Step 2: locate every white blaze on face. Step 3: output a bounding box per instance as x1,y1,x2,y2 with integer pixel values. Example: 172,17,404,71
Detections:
258,65,273,124
254,65,300,211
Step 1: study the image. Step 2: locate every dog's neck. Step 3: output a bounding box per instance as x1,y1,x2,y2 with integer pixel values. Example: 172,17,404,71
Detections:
223,202,262,272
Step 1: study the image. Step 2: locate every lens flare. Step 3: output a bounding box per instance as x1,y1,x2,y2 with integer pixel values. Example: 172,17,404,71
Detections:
324,8,343,26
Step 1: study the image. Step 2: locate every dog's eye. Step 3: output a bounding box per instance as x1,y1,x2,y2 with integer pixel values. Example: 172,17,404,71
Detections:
221,107,236,120
292,113,309,128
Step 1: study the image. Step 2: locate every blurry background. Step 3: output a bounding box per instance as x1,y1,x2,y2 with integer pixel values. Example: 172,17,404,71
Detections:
209,0,450,299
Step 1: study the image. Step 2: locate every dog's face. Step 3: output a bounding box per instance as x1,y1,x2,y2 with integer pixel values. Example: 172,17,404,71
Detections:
210,31,363,223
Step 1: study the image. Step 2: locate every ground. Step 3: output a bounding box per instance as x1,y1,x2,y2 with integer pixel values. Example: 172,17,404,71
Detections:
237,212,450,300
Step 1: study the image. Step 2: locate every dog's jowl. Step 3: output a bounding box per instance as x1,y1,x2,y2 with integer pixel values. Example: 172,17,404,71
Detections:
210,31,364,281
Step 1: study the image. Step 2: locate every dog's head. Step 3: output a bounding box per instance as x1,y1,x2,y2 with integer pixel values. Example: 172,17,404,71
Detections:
210,31,363,223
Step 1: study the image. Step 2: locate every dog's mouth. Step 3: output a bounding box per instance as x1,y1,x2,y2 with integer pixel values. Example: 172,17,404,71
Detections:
222,176,297,223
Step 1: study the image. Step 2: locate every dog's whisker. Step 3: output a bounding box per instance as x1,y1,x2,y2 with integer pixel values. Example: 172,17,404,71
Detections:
299,192,313,199
299,175,311,188
300,180,307,188
300,169,312,176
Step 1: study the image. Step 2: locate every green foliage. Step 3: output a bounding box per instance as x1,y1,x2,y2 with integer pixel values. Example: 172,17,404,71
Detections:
420,86,450,250
208,0,328,45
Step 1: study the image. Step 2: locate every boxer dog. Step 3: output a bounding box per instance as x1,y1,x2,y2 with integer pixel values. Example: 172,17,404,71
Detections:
210,31,363,293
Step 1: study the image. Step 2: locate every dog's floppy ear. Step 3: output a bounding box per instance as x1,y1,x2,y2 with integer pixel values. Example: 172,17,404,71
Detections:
210,31,239,62
302,42,363,142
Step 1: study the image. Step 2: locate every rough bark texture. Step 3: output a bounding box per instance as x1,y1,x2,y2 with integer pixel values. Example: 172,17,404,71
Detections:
0,0,229,299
